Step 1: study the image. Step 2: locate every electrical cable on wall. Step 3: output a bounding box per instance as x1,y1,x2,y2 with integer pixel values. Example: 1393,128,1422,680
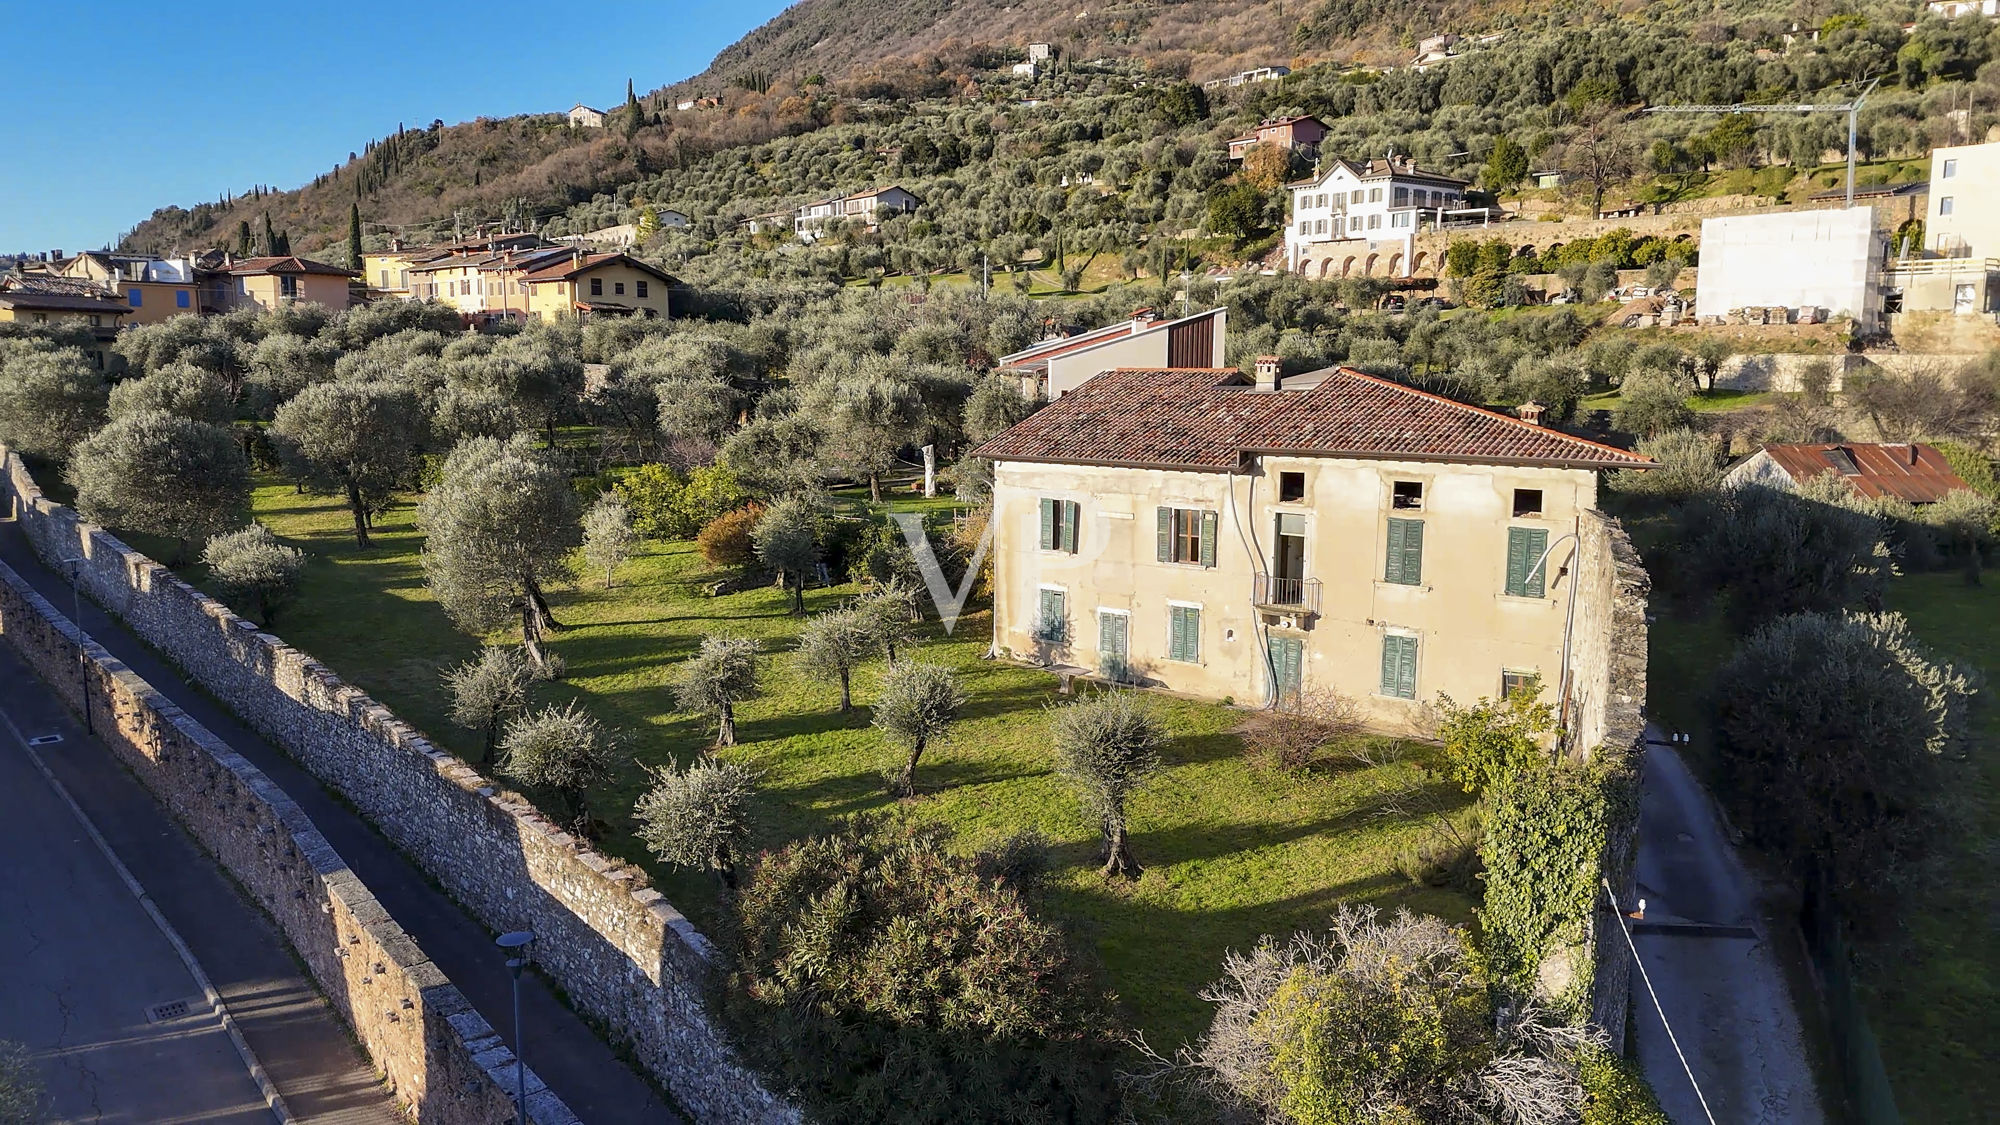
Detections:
1602,877,1720,1125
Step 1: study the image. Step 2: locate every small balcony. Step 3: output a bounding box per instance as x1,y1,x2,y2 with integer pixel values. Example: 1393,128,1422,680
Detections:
1253,574,1321,615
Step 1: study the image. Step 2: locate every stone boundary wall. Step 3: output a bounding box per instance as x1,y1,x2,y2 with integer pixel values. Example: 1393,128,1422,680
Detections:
1712,350,1987,392
0,559,562,1125
1570,510,1651,1045
1,449,796,1125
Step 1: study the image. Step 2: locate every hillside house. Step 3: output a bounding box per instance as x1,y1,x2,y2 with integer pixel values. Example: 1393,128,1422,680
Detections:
48,252,199,324
1226,115,1328,161
794,186,921,242
221,256,357,311
0,273,130,368
1926,0,1996,16
997,307,1227,399
1285,157,1473,275
971,361,1653,726
407,247,574,322
568,104,606,128
1725,443,1970,503
1027,42,1052,61
1202,66,1290,90
520,251,676,320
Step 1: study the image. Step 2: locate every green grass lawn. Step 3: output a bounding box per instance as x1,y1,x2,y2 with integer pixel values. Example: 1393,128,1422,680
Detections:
1870,573,2000,1122
227,479,1476,1047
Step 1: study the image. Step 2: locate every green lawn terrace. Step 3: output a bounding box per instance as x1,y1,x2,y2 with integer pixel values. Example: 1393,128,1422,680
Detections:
208,477,1479,1047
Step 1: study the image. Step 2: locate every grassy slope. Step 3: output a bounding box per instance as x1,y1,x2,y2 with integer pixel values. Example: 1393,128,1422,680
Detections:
1871,573,2000,1122
234,479,1475,1046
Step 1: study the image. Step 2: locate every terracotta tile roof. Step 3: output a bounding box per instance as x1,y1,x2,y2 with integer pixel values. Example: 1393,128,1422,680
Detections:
517,252,679,285
1758,442,1968,503
0,291,130,314
972,366,1654,471
226,256,358,277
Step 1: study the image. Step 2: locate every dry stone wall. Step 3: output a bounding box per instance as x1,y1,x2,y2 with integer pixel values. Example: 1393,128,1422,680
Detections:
2,448,796,1125
1569,510,1651,1044
0,559,561,1125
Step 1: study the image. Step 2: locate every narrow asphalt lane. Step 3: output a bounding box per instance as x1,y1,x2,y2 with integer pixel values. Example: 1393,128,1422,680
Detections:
0,657,272,1125
1631,728,1826,1124
0,641,404,1125
0,517,677,1124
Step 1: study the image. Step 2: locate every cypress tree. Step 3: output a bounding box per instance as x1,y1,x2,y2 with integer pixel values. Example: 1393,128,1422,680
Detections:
624,78,642,140
237,220,253,258
348,204,364,270
275,230,291,256
262,212,277,256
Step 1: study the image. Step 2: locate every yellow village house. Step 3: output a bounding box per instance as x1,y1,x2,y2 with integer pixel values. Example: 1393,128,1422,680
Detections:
0,273,133,369
521,252,676,320
971,360,1654,733
48,252,201,325
222,256,357,311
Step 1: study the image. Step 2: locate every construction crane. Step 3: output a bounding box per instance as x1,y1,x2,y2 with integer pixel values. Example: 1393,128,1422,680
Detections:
1644,77,1883,208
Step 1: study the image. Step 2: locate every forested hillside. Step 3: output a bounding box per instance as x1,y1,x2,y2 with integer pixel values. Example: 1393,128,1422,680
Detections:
120,0,1999,277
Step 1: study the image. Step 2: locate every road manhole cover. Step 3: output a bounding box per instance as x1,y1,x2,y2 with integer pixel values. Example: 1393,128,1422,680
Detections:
145,999,194,1023
27,735,62,746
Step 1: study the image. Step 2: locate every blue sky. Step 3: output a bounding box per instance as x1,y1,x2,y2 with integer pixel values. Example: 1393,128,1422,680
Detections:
0,1,793,253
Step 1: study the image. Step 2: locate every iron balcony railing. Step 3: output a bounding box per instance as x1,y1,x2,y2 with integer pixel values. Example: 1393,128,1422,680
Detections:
1253,574,1321,614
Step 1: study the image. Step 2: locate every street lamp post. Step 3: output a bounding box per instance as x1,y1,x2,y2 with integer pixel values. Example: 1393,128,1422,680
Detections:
496,931,534,1125
59,556,89,734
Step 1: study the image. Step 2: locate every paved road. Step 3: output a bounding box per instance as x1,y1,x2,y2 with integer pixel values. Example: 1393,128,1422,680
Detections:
0,642,404,1125
0,519,676,1124
1631,729,1826,1124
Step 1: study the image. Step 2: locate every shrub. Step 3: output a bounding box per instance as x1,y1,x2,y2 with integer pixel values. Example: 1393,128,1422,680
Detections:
1607,428,1725,498
696,503,763,569
1241,685,1363,772
614,462,686,538
1433,679,1555,796
725,820,1117,1125
1579,1046,1670,1125
200,523,305,625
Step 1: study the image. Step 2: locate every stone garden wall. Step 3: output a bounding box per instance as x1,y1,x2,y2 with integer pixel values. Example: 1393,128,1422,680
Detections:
2,447,795,1124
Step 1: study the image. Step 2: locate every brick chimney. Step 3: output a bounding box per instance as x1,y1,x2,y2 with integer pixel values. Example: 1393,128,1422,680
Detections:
1131,306,1159,328
1255,355,1282,390
1517,400,1546,426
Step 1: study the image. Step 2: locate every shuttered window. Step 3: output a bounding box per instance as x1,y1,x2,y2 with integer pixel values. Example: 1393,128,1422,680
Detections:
1035,588,1068,642
1505,527,1549,598
1383,518,1424,585
1168,605,1201,663
1379,634,1418,699
1155,507,1217,566
1040,499,1080,552
1099,612,1130,681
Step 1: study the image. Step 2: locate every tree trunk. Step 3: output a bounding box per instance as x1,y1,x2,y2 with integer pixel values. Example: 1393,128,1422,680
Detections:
714,846,738,891
791,576,805,616
717,701,736,747
896,736,926,797
346,480,371,548
838,668,852,712
526,577,563,630
1100,814,1141,878
481,718,497,764
1965,536,1983,586
869,472,882,503
520,599,549,672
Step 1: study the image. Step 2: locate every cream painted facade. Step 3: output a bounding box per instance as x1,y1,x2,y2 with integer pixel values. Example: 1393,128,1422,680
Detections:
990,455,1596,726
525,260,671,319
1928,140,2000,260
227,272,352,312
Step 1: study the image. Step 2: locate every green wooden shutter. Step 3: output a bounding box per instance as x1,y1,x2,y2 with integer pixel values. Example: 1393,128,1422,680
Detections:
1040,498,1055,550
1199,510,1218,567
1506,527,1548,597
1385,518,1424,585
1169,606,1199,662
1380,635,1417,698
1156,507,1172,562
1061,500,1079,552
1039,588,1066,640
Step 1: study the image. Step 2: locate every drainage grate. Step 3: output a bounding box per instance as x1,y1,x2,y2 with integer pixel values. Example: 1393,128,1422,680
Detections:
145,1000,193,1023
27,735,62,746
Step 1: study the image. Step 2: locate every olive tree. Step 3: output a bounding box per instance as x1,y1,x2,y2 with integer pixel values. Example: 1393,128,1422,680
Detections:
1712,611,1975,919
200,524,305,625
0,346,107,460
443,645,533,763
675,635,760,747
107,361,233,426
498,701,610,835
1050,691,1167,877
580,493,637,587
271,380,420,547
417,435,581,671
1688,474,1886,632
633,756,757,887
873,659,964,797
795,605,876,711
751,494,823,615
856,579,920,661
67,411,249,560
